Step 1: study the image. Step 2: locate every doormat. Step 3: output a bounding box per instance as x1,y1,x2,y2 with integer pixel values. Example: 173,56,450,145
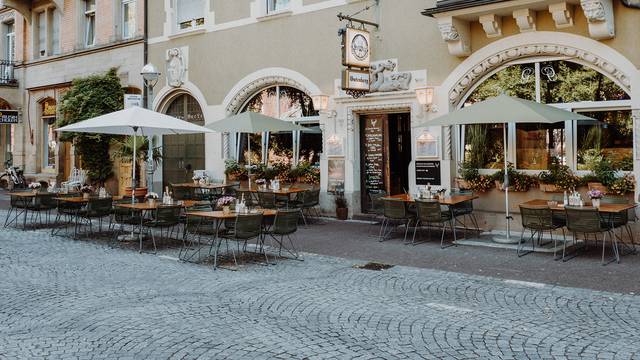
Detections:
353,262,395,271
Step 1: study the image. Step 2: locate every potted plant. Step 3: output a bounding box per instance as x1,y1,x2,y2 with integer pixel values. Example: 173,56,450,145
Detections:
145,192,159,206
538,157,578,192
335,193,348,220
112,136,161,197
492,164,537,192
192,174,201,185
28,182,41,194
608,173,635,196
255,178,267,190
455,161,493,193
216,196,236,214
585,156,616,192
80,184,94,199
587,188,604,209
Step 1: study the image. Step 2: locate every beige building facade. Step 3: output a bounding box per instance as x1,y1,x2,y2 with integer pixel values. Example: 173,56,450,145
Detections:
145,0,639,228
0,0,145,185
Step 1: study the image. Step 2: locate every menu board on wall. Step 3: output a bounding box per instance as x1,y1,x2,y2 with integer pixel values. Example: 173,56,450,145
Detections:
415,161,441,185
362,117,385,193
327,159,345,193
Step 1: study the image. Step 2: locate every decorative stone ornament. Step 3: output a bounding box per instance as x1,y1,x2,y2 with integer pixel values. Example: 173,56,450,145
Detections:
369,59,412,93
580,0,615,39
437,17,470,57
479,14,502,38
549,2,574,28
512,9,536,32
166,48,186,88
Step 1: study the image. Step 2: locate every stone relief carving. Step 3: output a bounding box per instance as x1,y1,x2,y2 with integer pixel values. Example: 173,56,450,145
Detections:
581,0,606,21
166,48,186,88
438,23,460,42
369,59,412,93
448,44,631,105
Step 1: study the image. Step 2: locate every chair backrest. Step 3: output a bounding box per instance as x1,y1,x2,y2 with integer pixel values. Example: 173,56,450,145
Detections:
154,205,182,224
236,190,255,206
38,192,58,208
233,213,263,239
519,205,553,230
257,191,276,209
368,191,387,215
171,185,194,200
383,198,408,220
272,209,299,235
304,189,320,207
565,206,602,233
601,195,632,223
450,191,474,211
87,197,113,216
415,200,444,223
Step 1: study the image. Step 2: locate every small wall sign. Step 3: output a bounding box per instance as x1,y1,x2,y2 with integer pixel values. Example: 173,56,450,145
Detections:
124,94,143,109
415,160,441,185
0,110,18,124
341,68,370,92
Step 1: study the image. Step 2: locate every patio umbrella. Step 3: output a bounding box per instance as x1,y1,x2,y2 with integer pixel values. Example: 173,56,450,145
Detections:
57,106,214,203
422,94,595,241
206,111,306,188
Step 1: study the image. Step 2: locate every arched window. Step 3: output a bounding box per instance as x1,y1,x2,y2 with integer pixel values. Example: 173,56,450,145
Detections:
238,85,320,166
162,93,205,187
462,60,631,171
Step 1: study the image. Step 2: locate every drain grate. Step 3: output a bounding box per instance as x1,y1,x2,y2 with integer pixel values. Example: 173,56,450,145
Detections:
353,262,395,271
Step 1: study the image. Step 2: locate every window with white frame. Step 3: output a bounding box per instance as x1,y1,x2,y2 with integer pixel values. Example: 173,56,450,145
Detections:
267,0,290,13
51,9,61,55
461,60,631,172
4,21,14,61
84,0,96,47
122,0,136,39
176,0,205,30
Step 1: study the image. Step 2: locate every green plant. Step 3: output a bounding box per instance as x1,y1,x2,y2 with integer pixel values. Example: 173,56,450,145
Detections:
335,195,347,209
537,157,579,190
458,160,480,182
608,174,635,195
224,159,247,179
491,163,538,192
111,136,162,185
57,68,124,185
590,156,617,186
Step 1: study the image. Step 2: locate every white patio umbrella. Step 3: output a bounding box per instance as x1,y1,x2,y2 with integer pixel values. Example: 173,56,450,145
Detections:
422,94,596,242
206,111,306,188
56,106,214,203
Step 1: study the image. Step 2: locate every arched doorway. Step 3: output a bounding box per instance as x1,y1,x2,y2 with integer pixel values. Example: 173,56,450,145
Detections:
162,93,205,188
459,59,632,174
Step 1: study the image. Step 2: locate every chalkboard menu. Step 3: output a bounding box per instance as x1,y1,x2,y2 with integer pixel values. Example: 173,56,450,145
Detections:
362,117,385,193
415,161,441,185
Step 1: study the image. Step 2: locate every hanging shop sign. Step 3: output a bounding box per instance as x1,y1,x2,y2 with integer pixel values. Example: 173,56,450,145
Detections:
415,160,441,186
42,99,57,117
0,109,19,124
342,27,371,68
341,68,370,92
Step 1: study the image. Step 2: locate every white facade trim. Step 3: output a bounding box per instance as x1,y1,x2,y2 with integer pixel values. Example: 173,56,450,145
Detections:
152,80,209,114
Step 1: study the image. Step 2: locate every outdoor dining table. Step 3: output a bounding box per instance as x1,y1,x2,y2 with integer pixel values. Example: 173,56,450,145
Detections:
172,182,231,190
237,187,307,208
382,193,479,205
182,209,278,268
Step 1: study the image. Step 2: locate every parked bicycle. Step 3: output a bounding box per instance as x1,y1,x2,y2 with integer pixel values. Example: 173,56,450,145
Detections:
0,159,26,190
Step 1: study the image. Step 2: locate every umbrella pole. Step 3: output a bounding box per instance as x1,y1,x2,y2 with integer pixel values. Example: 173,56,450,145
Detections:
247,133,251,190
132,132,136,206
503,124,511,241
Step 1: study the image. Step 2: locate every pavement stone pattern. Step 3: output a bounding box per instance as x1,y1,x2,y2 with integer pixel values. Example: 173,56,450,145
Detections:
1,213,640,359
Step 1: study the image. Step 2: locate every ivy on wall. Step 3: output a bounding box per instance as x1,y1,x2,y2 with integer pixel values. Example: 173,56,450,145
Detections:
57,68,124,185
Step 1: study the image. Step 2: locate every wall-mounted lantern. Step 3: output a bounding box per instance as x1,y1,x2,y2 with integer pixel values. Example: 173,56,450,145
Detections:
415,87,437,113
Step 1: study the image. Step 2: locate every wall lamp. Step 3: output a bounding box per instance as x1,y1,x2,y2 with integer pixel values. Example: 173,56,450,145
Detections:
311,94,337,118
415,87,437,113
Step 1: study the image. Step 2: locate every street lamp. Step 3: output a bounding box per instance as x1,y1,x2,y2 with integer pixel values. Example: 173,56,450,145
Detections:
141,63,161,193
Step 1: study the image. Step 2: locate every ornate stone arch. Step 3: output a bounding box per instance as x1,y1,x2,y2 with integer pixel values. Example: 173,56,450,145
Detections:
441,31,636,107
223,68,322,114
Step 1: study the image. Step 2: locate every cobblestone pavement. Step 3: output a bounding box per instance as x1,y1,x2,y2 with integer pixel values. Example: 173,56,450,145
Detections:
2,222,640,359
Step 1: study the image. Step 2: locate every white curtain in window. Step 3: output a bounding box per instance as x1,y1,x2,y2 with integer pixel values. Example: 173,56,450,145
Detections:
5,22,15,61
37,12,46,55
122,0,136,38
51,10,60,55
177,0,204,24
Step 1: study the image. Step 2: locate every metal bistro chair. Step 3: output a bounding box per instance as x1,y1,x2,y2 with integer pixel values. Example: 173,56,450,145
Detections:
73,197,113,239
4,192,30,228
235,189,256,207
290,189,321,225
110,197,143,243
600,195,636,254
181,203,217,262
142,204,182,254
257,190,286,210
26,192,58,227
412,199,457,248
171,184,194,201
379,198,415,242
449,190,480,238
50,193,84,236
518,205,565,258
564,206,617,265
216,213,264,269
265,209,302,260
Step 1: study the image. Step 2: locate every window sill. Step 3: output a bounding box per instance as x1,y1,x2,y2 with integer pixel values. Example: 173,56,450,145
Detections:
168,27,206,40
256,10,293,22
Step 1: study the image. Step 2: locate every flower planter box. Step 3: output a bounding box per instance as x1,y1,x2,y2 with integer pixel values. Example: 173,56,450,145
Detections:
539,183,560,192
455,178,472,190
124,187,148,198
494,180,514,192
587,182,608,193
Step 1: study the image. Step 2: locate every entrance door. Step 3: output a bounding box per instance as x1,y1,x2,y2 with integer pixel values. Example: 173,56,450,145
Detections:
162,94,205,188
360,113,411,213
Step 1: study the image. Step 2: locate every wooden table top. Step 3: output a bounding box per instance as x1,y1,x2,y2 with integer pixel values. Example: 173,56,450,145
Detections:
114,200,205,211
53,196,124,203
185,209,277,220
171,183,230,189
521,199,637,214
7,191,38,198
236,187,307,195
383,193,479,206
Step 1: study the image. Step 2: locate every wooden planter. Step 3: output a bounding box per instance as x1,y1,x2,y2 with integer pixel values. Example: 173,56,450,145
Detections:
124,186,148,198
336,207,348,220
587,182,608,193
539,183,559,192
494,180,514,192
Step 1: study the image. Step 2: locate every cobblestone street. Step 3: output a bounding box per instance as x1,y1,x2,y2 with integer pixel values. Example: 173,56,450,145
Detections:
2,219,640,359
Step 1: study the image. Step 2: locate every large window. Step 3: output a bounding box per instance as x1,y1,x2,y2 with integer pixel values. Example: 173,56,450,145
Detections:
51,9,60,55
267,0,290,13
462,60,631,171
122,0,136,39
177,0,205,30
41,100,57,170
84,0,96,47
238,85,320,166
4,21,14,61
37,12,46,57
